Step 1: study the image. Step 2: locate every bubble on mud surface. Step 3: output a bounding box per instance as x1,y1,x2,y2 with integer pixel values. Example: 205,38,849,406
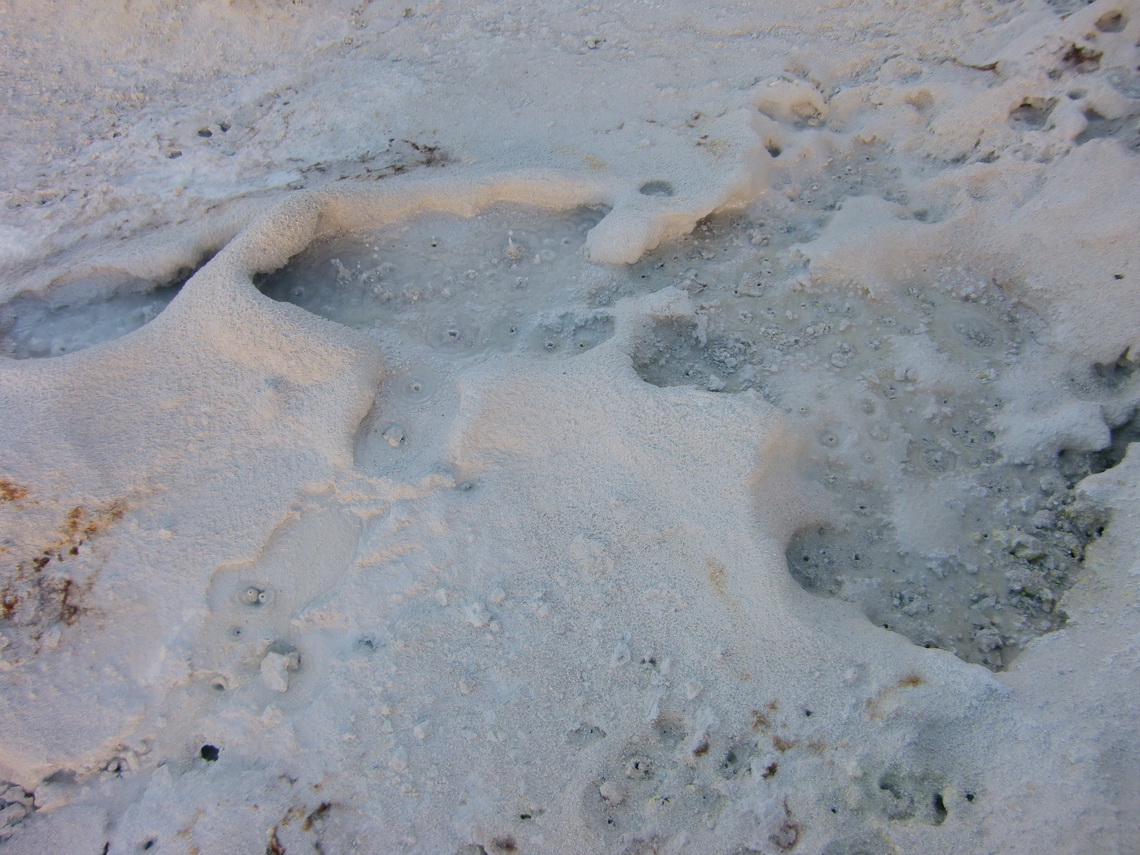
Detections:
526,311,614,357
488,314,527,352
930,301,1009,362
237,585,276,609
424,317,484,354
390,367,441,404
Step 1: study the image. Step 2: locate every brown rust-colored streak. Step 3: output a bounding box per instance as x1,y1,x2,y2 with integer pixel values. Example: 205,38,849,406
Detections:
0,498,127,628
865,673,927,720
707,557,728,595
64,500,127,551
302,802,331,831
0,479,29,503
55,577,85,626
772,735,796,753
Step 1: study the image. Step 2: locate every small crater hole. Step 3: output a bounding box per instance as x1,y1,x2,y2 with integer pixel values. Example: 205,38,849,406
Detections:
639,180,675,197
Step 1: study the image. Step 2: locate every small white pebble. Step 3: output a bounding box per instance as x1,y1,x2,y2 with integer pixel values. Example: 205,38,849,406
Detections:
463,602,491,629
599,781,625,805
260,649,300,693
382,424,405,447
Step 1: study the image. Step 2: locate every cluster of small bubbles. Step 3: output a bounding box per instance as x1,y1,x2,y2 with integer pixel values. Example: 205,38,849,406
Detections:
390,368,440,404
580,702,853,850
424,317,483,353
258,205,609,345
253,204,640,469
256,205,631,477
526,312,614,357
238,585,275,608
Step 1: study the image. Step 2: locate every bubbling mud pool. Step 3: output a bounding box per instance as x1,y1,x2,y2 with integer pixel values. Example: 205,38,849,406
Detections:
256,204,613,357
623,211,1136,669
3,201,1137,672
255,201,1138,670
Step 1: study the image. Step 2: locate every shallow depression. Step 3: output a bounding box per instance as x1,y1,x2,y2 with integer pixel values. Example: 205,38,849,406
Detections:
255,203,612,356
12,197,1132,673
624,220,1136,669
255,203,621,477
258,193,1139,670
0,274,183,359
